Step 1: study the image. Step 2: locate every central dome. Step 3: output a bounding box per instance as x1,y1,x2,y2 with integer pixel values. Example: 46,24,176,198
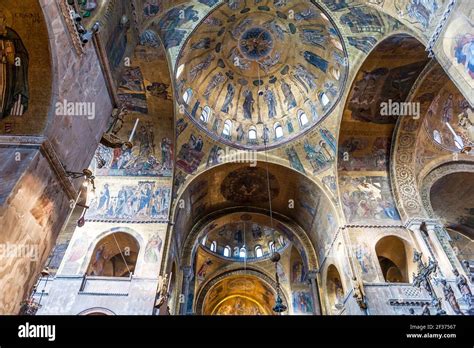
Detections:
176,1,348,150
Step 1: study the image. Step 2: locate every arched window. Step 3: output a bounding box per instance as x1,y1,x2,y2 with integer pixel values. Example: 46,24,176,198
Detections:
330,67,340,81
278,234,285,247
320,92,330,107
274,123,284,139
86,232,140,277
183,88,193,105
248,127,257,141
269,241,275,253
200,106,211,123
210,241,217,253
222,120,232,137
239,247,246,258
201,235,207,246
298,110,309,127
223,246,231,257
176,64,185,79
255,246,263,258
375,236,413,283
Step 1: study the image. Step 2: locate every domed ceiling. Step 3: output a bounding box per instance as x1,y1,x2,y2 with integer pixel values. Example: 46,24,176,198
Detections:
175,0,348,150
201,213,289,261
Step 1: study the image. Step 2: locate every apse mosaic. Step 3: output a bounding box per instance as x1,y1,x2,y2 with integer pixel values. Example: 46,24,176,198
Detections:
214,296,266,315
201,274,277,315
175,0,349,150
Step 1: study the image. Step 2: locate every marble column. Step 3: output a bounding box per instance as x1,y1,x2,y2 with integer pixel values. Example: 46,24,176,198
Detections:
308,270,322,315
179,265,194,315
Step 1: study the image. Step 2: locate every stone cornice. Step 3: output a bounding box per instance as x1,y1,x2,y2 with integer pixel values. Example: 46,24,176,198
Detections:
40,140,78,200
0,135,79,200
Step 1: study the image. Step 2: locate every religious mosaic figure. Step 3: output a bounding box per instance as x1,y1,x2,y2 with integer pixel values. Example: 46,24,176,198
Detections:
441,94,454,123
320,128,337,154
293,291,313,314
295,8,318,21
307,100,319,122
144,233,163,263
228,0,244,11
454,34,474,79
303,51,329,73
293,64,318,92
243,89,254,120
203,72,226,101
206,145,222,168
300,28,326,48
221,83,235,114
161,137,173,170
262,124,270,143
231,18,252,39
440,279,463,315
287,118,294,133
406,0,438,29
281,81,297,111
304,140,330,173
348,36,377,54
236,123,245,142
260,51,281,72
90,244,109,276
191,37,212,50
176,134,205,174
292,261,305,284
197,258,213,278
0,11,29,118
263,19,286,40
190,54,214,82
263,86,277,119
157,5,199,49
286,147,305,173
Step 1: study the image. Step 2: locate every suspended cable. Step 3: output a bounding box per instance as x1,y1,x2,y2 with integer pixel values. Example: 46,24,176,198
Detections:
112,233,132,276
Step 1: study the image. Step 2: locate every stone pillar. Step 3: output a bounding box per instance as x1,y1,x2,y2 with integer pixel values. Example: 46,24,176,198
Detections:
408,219,459,279
179,265,194,315
307,270,322,315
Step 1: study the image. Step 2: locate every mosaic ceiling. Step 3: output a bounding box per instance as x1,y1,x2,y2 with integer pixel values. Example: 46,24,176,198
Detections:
175,0,348,150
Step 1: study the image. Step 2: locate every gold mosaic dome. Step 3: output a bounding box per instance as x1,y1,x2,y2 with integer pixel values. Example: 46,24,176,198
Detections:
176,0,348,150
